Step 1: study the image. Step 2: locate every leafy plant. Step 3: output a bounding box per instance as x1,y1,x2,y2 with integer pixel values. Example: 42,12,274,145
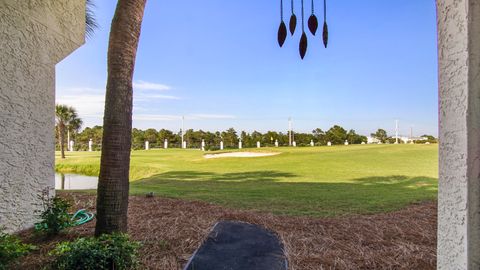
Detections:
0,229,35,270
35,191,72,236
49,233,140,270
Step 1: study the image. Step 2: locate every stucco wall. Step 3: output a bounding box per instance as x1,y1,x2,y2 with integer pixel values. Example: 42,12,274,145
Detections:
0,0,85,232
437,0,480,268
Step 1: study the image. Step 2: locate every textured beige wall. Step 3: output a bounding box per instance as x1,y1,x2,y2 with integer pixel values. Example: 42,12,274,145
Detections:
0,0,85,232
437,0,480,268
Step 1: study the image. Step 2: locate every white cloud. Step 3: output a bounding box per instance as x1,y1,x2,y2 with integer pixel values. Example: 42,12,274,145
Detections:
133,114,180,121
56,86,235,128
147,94,181,100
133,80,171,91
132,114,236,122
57,83,180,118
135,94,181,101
56,93,105,117
188,114,236,120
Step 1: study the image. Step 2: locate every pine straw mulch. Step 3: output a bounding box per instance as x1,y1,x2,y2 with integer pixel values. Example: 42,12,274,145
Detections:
18,193,436,270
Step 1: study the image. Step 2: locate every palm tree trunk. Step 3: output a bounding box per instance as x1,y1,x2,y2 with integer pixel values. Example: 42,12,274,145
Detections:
95,0,147,236
59,124,66,159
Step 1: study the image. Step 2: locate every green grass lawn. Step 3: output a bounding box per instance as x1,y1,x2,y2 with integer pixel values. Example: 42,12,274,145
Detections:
56,144,438,217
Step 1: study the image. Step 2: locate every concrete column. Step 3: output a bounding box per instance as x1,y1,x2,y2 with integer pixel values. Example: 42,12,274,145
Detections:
67,130,71,151
145,141,149,150
437,0,480,268
164,139,168,149
220,141,224,150
88,139,93,152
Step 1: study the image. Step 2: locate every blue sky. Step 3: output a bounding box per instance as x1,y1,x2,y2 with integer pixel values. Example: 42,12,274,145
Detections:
56,0,438,137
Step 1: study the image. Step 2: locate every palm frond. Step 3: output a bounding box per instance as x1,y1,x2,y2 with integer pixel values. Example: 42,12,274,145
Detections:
55,104,83,131
86,0,98,39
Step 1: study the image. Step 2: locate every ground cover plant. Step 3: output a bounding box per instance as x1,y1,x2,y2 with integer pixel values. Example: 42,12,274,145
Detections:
55,144,438,217
0,229,35,269
49,233,140,270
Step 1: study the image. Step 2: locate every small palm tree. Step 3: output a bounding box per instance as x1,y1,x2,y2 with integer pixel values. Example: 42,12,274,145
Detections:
68,117,83,138
55,105,82,159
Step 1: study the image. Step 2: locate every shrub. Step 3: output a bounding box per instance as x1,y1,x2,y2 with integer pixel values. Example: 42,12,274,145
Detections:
35,193,72,236
205,145,220,151
0,229,35,270
49,233,140,270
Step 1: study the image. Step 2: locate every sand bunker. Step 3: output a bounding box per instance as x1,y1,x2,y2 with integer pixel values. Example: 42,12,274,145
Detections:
204,152,280,159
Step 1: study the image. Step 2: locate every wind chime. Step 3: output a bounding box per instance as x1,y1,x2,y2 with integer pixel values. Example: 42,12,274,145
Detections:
278,0,328,59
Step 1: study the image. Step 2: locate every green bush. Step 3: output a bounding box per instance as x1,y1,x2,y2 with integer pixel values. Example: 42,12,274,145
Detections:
49,233,140,270
0,230,35,270
204,145,220,151
35,195,72,236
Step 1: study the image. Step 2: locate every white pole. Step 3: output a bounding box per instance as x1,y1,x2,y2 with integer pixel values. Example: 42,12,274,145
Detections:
410,126,414,144
88,139,93,152
67,128,71,151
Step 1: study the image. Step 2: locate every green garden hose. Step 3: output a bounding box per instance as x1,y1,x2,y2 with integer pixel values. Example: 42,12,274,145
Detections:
71,209,94,226
34,209,94,231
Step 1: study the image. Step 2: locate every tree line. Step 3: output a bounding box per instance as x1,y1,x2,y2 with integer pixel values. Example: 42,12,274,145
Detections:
55,105,438,152
59,124,438,152
62,125,373,151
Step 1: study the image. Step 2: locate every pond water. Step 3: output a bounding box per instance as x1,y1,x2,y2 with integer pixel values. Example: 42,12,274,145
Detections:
55,173,98,190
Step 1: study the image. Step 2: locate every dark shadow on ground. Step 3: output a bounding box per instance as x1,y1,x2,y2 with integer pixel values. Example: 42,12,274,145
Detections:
131,171,437,217
134,170,298,182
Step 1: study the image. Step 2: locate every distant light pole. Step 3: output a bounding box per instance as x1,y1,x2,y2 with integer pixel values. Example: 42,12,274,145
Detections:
181,115,185,149
288,117,292,146
395,119,399,144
